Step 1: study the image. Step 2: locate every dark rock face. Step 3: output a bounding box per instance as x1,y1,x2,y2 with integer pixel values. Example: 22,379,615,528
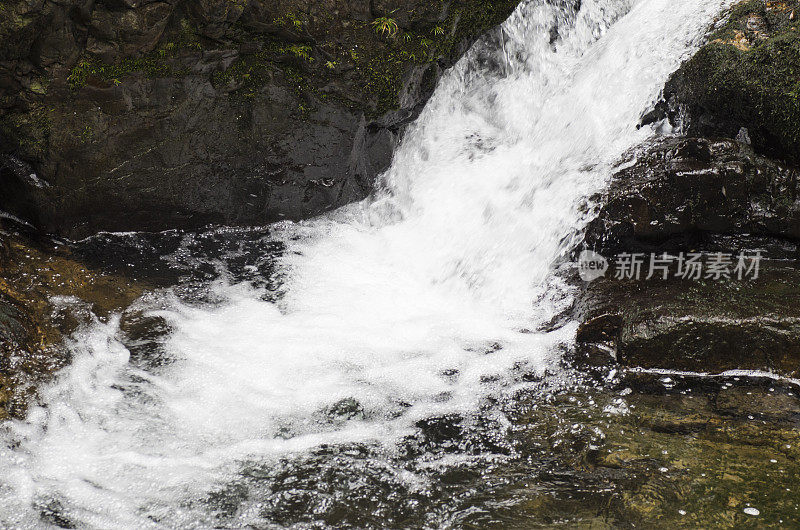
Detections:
575,260,800,375
579,0,800,375
0,0,520,238
658,0,800,165
584,137,800,255
576,136,800,375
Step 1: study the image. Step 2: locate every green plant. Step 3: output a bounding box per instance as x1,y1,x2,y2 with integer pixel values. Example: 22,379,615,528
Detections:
67,59,92,89
277,13,304,30
434,25,445,36
402,33,412,42
325,60,337,69
372,15,399,38
285,44,312,61
79,124,93,143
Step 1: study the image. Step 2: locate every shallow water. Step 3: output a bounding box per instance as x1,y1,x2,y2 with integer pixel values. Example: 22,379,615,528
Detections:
0,0,748,527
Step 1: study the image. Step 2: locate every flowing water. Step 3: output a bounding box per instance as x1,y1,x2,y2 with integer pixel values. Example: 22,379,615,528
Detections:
0,0,738,527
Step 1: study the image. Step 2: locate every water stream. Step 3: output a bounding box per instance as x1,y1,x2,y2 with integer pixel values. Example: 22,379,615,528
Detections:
0,0,736,527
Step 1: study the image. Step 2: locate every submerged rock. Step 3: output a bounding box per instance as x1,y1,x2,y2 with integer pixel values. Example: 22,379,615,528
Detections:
0,221,144,419
327,397,364,420
493,370,800,527
0,0,521,238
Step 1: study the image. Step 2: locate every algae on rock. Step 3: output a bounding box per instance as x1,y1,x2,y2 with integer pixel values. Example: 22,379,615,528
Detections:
662,0,800,165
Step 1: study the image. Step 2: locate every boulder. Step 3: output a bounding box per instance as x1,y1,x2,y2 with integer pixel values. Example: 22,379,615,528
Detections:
0,0,522,238
576,134,800,375
583,137,800,255
656,0,800,165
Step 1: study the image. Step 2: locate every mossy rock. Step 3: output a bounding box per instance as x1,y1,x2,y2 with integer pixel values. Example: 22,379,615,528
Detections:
0,0,523,236
664,0,800,165
61,0,521,117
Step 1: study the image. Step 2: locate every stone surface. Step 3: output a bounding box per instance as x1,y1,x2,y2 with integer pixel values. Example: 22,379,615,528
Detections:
0,0,521,238
583,137,800,255
0,220,144,419
656,0,800,165
575,260,800,375
576,133,800,376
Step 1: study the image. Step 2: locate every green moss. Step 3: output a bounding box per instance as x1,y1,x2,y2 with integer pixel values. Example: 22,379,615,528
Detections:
353,0,520,115
65,1,521,118
66,18,201,90
211,41,282,93
274,12,305,31
284,44,312,61
0,104,50,159
359,0,519,114
78,124,93,144
67,56,172,90
674,0,800,163
688,37,800,157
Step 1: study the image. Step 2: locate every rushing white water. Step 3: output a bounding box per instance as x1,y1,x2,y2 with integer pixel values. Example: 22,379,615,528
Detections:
1,0,733,527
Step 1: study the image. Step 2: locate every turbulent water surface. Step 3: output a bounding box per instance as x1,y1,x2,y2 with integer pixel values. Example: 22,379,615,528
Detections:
0,0,738,527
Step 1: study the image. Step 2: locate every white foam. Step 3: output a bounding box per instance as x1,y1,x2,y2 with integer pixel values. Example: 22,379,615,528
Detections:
0,0,735,526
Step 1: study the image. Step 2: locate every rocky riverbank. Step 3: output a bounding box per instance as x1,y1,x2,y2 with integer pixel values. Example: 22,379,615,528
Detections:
0,0,520,238
575,0,800,376
0,1,798,526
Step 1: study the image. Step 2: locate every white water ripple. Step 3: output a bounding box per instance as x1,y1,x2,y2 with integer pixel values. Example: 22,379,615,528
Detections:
0,0,734,527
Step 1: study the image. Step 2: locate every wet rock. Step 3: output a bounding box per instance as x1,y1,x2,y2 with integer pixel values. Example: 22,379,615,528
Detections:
715,385,800,420
583,137,800,255
659,0,800,164
577,134,800,375
327,397,364,420
0,220,145,419
575,260,800,375
0,0,522,238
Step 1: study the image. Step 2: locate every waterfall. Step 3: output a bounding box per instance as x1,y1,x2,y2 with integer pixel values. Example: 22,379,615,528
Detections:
0,0,733,527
